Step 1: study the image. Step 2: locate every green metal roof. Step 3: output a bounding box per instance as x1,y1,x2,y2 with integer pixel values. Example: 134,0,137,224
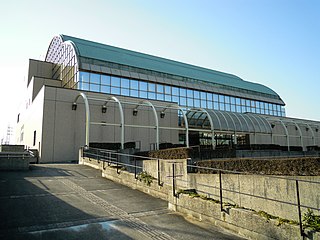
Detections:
61,34,279,97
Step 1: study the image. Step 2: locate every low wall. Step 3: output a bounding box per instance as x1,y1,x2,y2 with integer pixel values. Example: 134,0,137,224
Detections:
0,154,30,170
79,155,320,239
142,158,188,188
80,157,170,201
169,194,319,240
187,173,320,222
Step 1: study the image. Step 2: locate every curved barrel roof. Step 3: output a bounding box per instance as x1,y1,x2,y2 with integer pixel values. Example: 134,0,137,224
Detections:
60,35,281,98
186,109,272,133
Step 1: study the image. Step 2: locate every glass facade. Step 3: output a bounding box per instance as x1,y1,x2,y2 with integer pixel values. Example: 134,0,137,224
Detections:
78,71,285,117
45,36,286,117
46,36,79,89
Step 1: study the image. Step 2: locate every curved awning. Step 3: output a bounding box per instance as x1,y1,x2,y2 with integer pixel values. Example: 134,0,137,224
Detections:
186,109,272,134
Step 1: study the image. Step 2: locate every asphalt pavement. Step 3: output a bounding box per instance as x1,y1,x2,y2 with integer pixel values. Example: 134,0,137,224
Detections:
0,164,246,240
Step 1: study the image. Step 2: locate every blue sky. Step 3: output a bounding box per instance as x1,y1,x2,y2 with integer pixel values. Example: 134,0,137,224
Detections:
0,0,319,141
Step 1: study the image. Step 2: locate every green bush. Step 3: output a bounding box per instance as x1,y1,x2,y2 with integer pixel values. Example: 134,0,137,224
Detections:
303,209,320,232
137,171,154,186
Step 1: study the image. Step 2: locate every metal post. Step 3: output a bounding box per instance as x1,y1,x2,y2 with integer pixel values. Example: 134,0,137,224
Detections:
296,180,305,237
116,154,119,174
157,159,161,186
172,163,176,197
219,171,223,212
134,156,137,179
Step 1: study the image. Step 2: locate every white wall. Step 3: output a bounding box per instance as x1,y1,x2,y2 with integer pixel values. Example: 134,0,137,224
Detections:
40,87,179,162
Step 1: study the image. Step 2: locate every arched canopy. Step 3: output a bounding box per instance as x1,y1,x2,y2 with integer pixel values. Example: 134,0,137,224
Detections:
71,92,320,151
161,104,190,147
134,100,159,150
186,110,272,134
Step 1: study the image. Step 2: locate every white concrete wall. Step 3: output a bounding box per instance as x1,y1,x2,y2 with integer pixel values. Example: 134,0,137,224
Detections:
31,76,61,101
27,59,53,86
39,87,179,162
16,86,44,155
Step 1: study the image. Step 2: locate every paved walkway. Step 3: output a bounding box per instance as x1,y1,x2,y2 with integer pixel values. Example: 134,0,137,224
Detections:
0,164,246,239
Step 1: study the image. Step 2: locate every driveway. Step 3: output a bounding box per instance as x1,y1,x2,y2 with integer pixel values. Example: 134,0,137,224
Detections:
0,164,246,239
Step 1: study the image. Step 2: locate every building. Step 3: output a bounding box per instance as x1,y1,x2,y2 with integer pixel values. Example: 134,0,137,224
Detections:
16,35,320,163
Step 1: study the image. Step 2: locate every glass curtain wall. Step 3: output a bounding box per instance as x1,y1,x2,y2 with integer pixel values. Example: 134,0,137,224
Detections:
46,36,79,89
78,71,285,117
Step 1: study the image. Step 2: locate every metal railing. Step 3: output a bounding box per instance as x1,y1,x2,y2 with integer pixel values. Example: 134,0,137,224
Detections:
0,151,35,159
81,147,320,237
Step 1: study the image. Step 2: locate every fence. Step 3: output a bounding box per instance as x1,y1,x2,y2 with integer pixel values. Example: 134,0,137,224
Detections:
81,147,320,237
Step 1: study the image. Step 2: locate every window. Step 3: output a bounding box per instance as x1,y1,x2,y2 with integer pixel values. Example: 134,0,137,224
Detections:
131,80,139,90
90,84,100,92
194,91,200,99
230,97,235,105
90,73,100,84
140,91,148,98
101,75,110,85
180,88,186,97
165,94,172,102
179,97,186,106
201,100,207,108
214,102,219,110
121,78,130,88
121,88,130,96
194,99,200,108
187,89,193,98
165,86,171,94
187,98,194,107
140,81,148,91
157,84,164,93
213,94,219,102
111,76,120,87
33,131,36,146
172,87,179,96
80,82,89,91
101,85,110,93
172,96,179,103
220,103,225,111
148,92,156,100
79,72,89,83
219,95,224,103
130,89,139,97
157,93,164,101
148,83,156,92
111,87,120,95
